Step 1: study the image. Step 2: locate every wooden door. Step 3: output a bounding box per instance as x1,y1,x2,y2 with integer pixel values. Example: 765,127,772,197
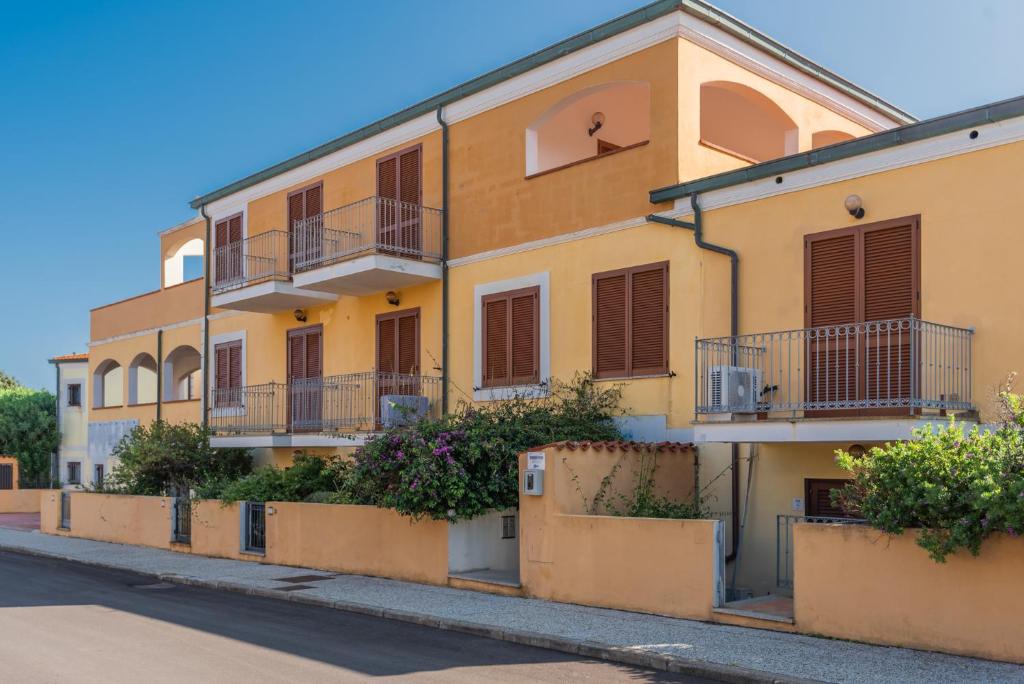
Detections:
214,214,243,285
376,309,420,423
288,183,323,271
0,464,12,490
376,146,422,256
804,217,919,415
805,479,854,518
287,325,323,431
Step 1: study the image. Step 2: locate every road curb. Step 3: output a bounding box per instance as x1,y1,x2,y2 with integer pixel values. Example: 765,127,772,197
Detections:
0,540,814,684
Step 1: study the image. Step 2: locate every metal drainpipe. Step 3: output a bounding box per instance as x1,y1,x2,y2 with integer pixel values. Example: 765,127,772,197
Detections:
156,329,163,421
435,105,450,414
647,193,741,563
200,204,212,427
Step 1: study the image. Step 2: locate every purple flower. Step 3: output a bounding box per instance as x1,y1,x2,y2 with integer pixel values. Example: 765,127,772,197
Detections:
982,517,990,528
1007,526,1018,537
395,450,404,460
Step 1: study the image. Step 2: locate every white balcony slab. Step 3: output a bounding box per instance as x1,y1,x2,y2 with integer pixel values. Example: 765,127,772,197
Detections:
292,254,442,296
692,416,977,444
211,280,338,313
210,433,369,449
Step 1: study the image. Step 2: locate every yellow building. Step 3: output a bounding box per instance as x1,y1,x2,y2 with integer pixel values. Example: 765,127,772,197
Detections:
84,217,206,469
82,0,968,600
48,354,90,487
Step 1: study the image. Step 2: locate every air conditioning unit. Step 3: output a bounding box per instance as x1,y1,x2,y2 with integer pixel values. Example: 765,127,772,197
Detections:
380,394,429,428
706,366,763,413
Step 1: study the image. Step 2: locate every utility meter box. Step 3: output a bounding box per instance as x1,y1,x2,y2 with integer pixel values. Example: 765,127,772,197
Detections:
523,469,544,496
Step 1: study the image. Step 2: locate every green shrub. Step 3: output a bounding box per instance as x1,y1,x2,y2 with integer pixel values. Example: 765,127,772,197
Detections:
0,384,58,486
215,454,351,504
836,389,1024,562
105,421,251,495
348,373,624,521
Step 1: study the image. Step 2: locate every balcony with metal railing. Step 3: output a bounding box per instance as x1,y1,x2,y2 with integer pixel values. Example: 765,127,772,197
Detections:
692,316,976,443
289,196,444,296
209,230,338,313
208,371,442,447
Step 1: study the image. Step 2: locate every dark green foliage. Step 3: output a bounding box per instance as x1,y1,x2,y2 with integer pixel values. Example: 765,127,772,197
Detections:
209,455,352,504
836,389,1024,561
0,385,58,486
104,421,251,495
348,374,624,521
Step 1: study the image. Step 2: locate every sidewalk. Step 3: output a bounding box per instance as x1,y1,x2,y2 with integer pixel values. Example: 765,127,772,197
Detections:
0,528,1020,684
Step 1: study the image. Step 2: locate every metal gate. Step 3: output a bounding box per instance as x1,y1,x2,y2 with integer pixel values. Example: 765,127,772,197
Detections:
0,464,12,490
60,492,72,530
243,502,266,553
777,514,866,589
172,497,192,544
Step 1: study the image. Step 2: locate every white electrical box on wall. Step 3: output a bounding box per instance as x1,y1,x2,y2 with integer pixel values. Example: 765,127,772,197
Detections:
523,470,544,496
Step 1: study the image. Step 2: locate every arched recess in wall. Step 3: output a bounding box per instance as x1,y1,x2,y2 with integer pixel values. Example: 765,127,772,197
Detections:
92,359,123,408
525,81,651,176
163,345,201,401
128,352,158,405
699,81,798,163
812,129,856,149
163,238,205,288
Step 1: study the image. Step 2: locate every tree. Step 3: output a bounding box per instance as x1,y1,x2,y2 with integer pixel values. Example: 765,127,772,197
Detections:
0,372,19,391
0,386,58,486
104,421,252,495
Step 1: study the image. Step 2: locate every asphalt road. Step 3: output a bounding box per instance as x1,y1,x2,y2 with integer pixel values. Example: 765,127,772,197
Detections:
0,551,714,683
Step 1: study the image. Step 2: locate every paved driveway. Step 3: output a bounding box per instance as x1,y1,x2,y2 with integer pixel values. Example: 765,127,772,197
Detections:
0,513,39,531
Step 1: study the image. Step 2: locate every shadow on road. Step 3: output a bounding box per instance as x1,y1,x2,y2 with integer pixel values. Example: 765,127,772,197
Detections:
0,550,701,682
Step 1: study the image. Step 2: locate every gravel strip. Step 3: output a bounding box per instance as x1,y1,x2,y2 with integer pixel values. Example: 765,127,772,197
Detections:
0,528,1021,683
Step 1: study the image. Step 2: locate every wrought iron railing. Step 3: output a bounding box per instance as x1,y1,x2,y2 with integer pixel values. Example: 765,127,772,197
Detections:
777,514,867,589
172,496,192,545
291,196,442,272
210,372,442,435
60,492,71,530
243,501,265,553
211,230,291,293
695,317,973,417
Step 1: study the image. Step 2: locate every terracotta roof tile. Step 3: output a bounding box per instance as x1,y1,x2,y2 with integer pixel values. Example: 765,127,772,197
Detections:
49,353,88,362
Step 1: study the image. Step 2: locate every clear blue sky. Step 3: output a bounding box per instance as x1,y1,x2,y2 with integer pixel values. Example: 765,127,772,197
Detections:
1,0,1021,391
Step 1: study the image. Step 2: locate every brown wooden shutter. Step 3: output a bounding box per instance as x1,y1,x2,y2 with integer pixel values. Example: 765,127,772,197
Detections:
214,340,242,408
630,264,668,376
805,479,853,518
805,232,858,327
510,289,539,385
228,343,242,390
376,317,397,373
398,147,421,205
593,272,627,379
397,313,419,375
287,325,323,381
288,192,304,230
482,288,539,388
863,224,916,321
482,297,509,388
593,263,668,378
377,157,398,200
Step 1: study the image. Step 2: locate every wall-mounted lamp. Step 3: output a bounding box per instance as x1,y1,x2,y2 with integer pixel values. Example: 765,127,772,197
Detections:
385,291,400,306
588,111,605,137
293,308,307,322
844,194,865,219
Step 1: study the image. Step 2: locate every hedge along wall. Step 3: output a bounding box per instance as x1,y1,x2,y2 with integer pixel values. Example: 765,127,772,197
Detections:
795,524,1024,664
0,490,42,513
264,502,449,585
518,442,721,620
